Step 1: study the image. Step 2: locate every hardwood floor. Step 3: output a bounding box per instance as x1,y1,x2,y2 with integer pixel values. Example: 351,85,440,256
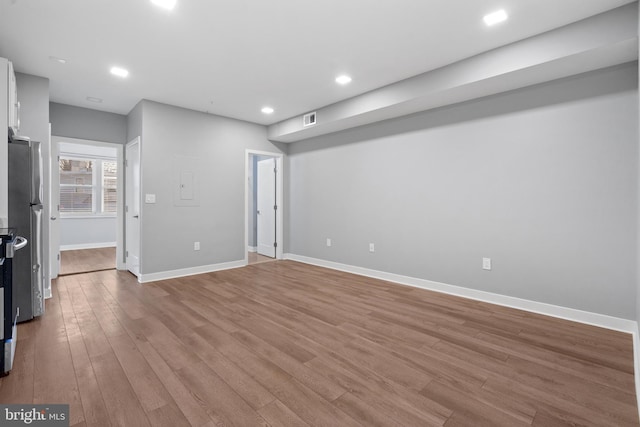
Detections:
248,251,276,265
0,260,637,426
60,247,116,276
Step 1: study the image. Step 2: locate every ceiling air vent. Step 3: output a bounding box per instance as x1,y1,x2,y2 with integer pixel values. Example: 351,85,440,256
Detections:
303,112,317,127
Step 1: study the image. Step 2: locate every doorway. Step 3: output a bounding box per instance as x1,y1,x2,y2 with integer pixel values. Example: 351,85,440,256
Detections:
245,150,283,265
125,137,141,279
50,136,124,277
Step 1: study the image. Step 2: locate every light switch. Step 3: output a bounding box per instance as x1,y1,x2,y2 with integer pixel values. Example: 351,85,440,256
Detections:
145,194,156,204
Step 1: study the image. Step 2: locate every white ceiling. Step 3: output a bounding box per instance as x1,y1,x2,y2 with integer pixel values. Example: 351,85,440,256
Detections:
0,0,635,126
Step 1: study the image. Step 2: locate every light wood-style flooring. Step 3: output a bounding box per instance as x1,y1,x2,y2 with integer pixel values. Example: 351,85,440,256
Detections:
0,260,637,426
60,247,116,276
248,251,276,265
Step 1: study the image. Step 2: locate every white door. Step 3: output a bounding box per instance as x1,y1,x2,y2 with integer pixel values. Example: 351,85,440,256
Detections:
125,139,141,277
257,158,276,258
49,132,59,283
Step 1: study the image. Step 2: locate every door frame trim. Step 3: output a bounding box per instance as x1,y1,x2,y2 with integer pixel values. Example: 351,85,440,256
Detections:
51,135,125,270
125,137,141,277
245,149,284,265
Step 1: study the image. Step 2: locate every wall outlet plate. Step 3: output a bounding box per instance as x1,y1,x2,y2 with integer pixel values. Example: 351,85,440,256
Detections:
326,238,332,247
483,257,492,270
369,243,375,253
145,194,156,204
194,242,200,251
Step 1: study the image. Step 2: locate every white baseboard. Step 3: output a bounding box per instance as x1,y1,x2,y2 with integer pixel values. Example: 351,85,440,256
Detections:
284,253,637,334
61,242,116,251
139,259,246,283
248,246,257,253
632,324,640,422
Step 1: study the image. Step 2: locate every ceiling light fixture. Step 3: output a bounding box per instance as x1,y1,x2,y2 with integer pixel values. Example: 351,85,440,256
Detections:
150,0,176,10
483,9,508,26
335,75,352,85
110,66,129,78
261,107,274,114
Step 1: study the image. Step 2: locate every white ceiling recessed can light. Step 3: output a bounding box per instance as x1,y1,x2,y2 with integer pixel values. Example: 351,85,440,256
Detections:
335,75,352,85
110,66,129,78
261,107,274,114
483,9,508,26
150,0,176,10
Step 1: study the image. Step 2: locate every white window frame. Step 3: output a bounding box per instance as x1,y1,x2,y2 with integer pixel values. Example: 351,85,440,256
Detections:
59,154,118,218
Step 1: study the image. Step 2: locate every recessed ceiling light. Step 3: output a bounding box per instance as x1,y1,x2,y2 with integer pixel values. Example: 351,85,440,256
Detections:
86,96,103,103
49,56,66,64
261,107,274,114
150,0,176,10
335,75,352,85
483,9,508,26
110,66,129,78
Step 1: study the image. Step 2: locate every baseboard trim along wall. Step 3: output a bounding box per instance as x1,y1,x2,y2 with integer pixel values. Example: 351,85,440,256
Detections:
632,323,640,421
139,259,246,283
248,246,257,253
61,242,116,251
284,253,636,333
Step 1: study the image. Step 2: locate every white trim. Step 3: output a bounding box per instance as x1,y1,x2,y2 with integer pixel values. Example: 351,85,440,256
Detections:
244,150,284,266
61,242,116,251
284,253,637,334
632,323,640,422
52,135,125,271
139,259,245,283
248,246,257,253
124,137,141,274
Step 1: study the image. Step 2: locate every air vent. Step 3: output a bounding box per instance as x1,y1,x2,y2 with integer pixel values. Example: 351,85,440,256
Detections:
303,112,317,127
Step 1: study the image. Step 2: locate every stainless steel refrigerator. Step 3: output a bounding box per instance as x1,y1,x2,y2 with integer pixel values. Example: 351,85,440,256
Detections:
8,133,44,322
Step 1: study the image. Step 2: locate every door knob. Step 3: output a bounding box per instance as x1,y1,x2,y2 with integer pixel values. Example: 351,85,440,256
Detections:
133,215,139,219
50,216,57,221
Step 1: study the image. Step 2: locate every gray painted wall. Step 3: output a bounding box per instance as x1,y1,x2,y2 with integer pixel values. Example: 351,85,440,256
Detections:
287,63,638,320
15,72,50,284
636,5,640,330
60,217,116,247
138,100,284,275
50,102,127,144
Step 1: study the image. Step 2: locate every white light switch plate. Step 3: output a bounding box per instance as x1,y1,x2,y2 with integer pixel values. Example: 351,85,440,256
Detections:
482,257,492,270
145,194,156,204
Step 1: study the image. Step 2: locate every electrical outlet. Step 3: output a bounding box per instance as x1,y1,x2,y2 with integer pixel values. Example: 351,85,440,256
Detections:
482,257,491,270
369,243,375,253
194,242,200,251
326,238,332,247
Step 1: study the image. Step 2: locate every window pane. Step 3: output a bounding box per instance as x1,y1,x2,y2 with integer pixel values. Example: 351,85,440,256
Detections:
60,159,93,186
60,187,93,212
102,161,117,213
60,158,94,213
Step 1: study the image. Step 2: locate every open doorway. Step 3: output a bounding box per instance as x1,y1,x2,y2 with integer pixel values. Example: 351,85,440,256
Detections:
245,150,283,265
50,136,124,277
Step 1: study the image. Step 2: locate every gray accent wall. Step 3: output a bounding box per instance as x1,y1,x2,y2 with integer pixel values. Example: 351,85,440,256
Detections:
50,102,127,144
137,100,284,275
287,63,639,320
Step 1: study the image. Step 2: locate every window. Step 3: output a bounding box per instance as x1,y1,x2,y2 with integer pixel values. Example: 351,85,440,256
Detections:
59,156,117,215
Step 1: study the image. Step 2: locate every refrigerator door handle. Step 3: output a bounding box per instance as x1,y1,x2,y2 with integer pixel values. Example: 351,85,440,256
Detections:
14,236,27,251
5,236,27,258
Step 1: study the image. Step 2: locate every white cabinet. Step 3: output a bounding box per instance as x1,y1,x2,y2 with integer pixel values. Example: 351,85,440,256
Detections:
7,61,18,134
